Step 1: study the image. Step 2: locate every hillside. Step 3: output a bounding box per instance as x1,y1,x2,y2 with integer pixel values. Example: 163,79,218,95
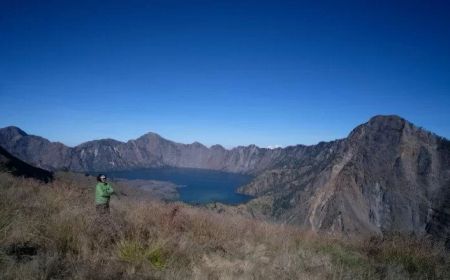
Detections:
0,172,448,279
236,116,450,241
0,145,53,183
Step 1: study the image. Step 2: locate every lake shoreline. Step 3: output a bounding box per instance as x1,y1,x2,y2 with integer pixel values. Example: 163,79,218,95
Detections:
103,167,255,205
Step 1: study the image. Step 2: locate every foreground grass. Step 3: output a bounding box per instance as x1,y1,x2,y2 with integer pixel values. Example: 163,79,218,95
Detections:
0,172,448,279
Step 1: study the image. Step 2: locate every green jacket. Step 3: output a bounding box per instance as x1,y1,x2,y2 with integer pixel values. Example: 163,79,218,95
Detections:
95,182,114,205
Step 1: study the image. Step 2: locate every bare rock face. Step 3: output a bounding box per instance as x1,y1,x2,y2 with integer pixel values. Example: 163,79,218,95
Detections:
0,115,449,240
425,138,450,247
238,116,450,240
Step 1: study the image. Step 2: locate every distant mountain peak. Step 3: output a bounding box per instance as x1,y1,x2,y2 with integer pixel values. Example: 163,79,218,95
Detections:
140,132,163,139
368,114,405,122
210,144,226,150
191,141,206,147
348,115,410,139
367,114,407,128
1,126,28,137
78,138,123,147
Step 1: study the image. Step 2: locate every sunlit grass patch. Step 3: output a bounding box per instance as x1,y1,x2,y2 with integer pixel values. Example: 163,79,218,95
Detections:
146,247,167,269
117,240,144,264
117,239,168,269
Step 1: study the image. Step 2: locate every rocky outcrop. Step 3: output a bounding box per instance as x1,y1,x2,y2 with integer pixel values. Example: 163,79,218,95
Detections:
238,116,450,240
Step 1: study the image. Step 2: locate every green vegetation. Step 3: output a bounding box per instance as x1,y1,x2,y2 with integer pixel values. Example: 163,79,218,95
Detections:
0,172,448,279
117,240,167,269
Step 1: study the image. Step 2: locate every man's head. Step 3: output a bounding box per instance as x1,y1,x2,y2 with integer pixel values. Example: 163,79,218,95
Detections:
97,174,107,183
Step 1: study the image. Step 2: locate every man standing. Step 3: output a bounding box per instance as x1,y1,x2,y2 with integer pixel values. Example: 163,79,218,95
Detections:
95,174,115,214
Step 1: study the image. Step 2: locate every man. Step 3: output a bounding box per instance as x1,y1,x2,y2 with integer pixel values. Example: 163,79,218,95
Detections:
95,174,115,214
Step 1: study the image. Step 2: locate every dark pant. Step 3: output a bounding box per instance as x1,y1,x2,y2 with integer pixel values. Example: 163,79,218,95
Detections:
96,203,110,215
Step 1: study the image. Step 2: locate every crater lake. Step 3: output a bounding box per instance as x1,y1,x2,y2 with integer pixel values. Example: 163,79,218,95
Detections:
106,167,254,205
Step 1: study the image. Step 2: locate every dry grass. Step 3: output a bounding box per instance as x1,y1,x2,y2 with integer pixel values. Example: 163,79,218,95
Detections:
0,172,448,279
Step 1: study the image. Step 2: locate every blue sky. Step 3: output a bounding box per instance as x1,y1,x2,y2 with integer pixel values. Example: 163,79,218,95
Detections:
1,0,449,148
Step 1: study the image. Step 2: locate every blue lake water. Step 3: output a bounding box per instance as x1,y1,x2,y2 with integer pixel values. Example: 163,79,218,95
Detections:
107,167,254,205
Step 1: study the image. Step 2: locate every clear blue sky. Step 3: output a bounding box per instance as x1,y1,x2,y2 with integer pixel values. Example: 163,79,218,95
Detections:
1,0,449,148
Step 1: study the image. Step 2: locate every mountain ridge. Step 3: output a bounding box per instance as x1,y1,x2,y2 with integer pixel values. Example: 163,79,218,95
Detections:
1,115,449,239
0,115,446,174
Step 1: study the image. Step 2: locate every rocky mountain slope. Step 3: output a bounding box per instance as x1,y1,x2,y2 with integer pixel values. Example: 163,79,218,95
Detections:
237,116,450,242
1,115,449,240
0,145,53,182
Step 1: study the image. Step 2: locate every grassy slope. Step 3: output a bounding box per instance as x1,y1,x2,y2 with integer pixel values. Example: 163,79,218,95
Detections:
0,172,448,280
